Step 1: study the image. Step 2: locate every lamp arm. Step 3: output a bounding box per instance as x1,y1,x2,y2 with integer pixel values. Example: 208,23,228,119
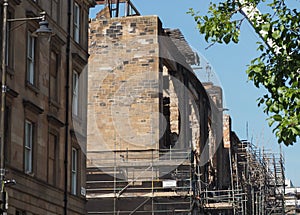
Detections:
7,11,47,23
7,16,44,22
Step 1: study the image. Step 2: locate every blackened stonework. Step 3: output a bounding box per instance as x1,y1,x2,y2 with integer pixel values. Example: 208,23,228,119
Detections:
87,12,229,215
88,16,162,152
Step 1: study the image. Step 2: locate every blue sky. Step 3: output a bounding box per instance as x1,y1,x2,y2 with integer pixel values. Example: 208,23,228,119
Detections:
90,0,300,186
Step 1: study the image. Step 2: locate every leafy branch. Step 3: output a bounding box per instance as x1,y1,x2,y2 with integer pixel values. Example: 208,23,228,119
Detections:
189,0,300,146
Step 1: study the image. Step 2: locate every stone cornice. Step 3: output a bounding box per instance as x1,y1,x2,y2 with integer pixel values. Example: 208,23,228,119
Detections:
23,99,44,114
47,114,64,128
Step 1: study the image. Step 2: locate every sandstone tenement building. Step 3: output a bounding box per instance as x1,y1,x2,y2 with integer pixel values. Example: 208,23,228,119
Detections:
0,0,95,214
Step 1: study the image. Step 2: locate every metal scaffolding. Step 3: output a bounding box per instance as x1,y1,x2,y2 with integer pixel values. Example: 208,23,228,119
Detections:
87,148,196,214
95,0,140,18
227,140,285,215
86,138,285,215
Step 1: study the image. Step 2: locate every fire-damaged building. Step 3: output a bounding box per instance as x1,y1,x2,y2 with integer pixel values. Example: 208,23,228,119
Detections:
86,1,286,214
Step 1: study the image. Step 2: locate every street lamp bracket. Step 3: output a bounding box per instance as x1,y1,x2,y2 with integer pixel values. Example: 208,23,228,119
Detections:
7,11,52,37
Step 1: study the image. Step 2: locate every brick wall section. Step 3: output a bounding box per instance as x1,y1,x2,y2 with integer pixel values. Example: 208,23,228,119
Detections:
88,16,161,155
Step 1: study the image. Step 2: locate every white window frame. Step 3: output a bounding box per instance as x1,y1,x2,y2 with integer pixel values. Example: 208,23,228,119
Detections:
27,32,35,85
71,147,78,195
72,71,79,116
25,120,33,174
73,2,80,43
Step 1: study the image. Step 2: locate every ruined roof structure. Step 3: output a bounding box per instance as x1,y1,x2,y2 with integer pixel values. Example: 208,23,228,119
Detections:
165,28,200,66
86,5,226,213
86,3,286,215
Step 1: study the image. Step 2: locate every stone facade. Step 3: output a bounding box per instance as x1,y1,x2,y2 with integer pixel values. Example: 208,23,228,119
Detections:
88,16,161,153
87,4,287,215
0,0,95,214
87,12,232,214
87,14,213,167
87,14,216,154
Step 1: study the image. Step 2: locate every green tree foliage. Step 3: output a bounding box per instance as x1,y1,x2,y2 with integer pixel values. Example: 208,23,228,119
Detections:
189,0,300,146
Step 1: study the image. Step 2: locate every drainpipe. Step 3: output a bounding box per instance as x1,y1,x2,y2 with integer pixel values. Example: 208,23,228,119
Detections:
64,0,72,214
0,0,8,188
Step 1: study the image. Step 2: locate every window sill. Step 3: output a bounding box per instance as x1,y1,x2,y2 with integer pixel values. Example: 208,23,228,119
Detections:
25,171,35,177
72,113,82,122
49,101,60,116
49,99,60,109
72,39,87,53
69,192,86,200
26,82,39,95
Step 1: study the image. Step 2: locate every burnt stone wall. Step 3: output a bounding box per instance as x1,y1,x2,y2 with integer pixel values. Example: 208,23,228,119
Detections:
88,16,161,154
87,13,235,214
